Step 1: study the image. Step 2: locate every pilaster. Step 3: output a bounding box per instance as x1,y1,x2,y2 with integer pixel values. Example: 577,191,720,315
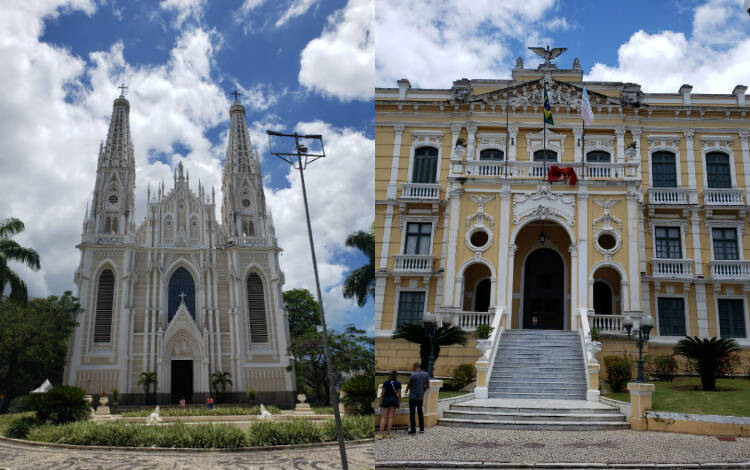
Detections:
379,205,395,270
443,183,463,308
508,125,519,161
684,130,698,204
466,123,478,161
627,188,641,309
572,126,583,162
496,185,511,307
386,125,405,199
740,131,750,191
615,127,626,163
577,187,589,310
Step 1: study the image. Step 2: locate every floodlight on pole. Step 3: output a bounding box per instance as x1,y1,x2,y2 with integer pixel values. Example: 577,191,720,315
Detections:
266,130,348,470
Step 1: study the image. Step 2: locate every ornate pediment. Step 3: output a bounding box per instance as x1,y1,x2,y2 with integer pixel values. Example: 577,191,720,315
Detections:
163,300,204,360
513,184,575,226
465,79,619,109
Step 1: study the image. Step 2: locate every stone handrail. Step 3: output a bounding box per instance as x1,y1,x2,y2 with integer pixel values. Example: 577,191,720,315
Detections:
463,160,639,180
709,260,750,280
457,311,494,331
392,254,434,273
703,188,744,206
579,308,601,401
474,306,507,399
400,182,441,200
651,258,694,278
588,313,626,335
647,187,689,205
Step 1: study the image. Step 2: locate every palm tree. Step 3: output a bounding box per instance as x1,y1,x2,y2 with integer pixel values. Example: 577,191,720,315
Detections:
138,370,158,404
392,323,468,372
343,229,374,307
210,370,233,401
0,218,40,303
673,336,740,391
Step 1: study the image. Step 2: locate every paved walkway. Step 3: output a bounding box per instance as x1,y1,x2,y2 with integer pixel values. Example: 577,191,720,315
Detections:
375,426,750,468
0,439,374,469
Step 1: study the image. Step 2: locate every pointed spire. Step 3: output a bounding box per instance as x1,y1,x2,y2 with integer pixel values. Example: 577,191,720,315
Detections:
99,91,134,170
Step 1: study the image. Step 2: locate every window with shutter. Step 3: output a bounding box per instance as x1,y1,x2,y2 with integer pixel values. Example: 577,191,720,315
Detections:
247,273,268,343
94,270,115,343
706,152,731,189
652,151,677,188
657,297,686,336
718,299,746,338
412,147,438,183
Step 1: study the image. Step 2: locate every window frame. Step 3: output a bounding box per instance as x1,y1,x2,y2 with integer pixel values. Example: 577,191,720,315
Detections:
406,131,443,185
393,289,427,329
715,296,749,339
585,150,612,163
711,227,741,261
704,151,733,189
654,225,683,259
656,295,689,338
650,150,679,188
399,216,436,256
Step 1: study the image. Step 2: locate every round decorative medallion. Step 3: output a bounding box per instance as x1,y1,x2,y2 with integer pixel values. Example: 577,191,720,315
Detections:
466,227,492,251
108,195,118,204
242,199,251,207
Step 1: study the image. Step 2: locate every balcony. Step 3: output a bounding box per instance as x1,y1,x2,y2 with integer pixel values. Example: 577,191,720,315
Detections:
392,254,434,274
650,258,694,279
462,161,639,181
588,314,626,335
647,187,690,205
703,188,744,206
440,310,495,331
400,183,441,201
710,260,750,280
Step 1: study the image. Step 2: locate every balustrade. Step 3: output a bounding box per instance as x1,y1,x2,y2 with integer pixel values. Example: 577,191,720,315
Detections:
392,254,434,273
709,260,750,280
650,258,694,278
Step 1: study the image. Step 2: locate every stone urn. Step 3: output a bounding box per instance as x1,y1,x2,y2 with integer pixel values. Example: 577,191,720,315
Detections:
99,395,109,407
476,339,492,360
584,341,602,363
454,145,466,158
297,394,306,404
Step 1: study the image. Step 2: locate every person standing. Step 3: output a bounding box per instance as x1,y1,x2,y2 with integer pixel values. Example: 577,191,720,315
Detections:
376,371,401,439
404,362,430,434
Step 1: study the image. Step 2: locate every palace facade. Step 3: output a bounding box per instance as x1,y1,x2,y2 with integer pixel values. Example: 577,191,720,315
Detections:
374,54,750,383
64,93,295,405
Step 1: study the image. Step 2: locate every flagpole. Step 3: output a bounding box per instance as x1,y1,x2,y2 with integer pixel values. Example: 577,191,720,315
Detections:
581,117,585,181
543,82,547,180
505,79,510,178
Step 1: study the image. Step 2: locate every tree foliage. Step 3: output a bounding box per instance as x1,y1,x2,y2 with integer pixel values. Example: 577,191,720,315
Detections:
14,385,89,424
673,336,740,391
0,217,41,304
391,323,468,372
210,371,233,397
342,229,374,307
0,291,80,412
284,288,374,406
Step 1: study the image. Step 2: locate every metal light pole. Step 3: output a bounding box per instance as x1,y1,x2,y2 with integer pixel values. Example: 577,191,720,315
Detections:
423,312,438,378
266,130,348,470
623,314,655,382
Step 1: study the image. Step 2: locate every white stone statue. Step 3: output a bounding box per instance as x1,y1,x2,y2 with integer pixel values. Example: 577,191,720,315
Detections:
259,404,273,420
146,406,163,425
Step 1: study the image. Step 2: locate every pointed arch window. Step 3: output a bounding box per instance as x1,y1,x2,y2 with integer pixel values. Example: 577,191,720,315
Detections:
190,217,199,241
246,273,269,343
242,218,255,237
94,270,115,343
168,267,195,321
164,217,174,243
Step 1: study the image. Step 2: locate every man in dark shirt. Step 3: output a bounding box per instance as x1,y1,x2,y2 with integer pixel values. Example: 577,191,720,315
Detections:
405,361,430,434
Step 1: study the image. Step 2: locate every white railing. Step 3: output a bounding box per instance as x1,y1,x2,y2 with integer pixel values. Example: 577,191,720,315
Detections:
651,258,694,278
237,236,265,247
475,306,507,399
710,260,750,280
400,183,441,200
392,254,434,273
457,311,494,331
588,314,626,335
462,161,639,181
703,188,744,206
647,187,689,205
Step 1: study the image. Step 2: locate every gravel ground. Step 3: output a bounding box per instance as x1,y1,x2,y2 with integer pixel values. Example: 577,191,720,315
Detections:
374,426,750,466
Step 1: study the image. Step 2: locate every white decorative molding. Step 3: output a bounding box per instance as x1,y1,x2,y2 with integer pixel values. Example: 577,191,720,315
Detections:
512,184,575,226
525,129,566,158
466,195,495,230
474,134,507,160
592,199,622,231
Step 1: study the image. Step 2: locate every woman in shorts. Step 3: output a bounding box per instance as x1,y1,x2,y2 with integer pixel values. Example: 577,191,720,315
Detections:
377,370,401,439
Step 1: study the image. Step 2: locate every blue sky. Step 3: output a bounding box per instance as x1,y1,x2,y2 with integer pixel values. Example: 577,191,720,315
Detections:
0,0,374,332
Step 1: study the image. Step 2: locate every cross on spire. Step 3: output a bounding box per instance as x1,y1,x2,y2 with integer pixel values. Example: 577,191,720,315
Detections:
231,88,241,102
178,291,187,303
118,83,128,96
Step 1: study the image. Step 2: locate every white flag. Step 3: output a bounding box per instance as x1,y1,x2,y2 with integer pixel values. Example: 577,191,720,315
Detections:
581,85,594,125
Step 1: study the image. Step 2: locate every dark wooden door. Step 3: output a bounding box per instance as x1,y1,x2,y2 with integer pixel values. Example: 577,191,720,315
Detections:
523,248,565,329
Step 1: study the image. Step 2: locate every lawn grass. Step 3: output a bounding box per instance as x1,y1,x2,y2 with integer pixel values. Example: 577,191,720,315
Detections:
604,377,750,417
0,413,33,436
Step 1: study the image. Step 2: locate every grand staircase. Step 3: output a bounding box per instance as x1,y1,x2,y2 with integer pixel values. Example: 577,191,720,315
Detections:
439,329,629,430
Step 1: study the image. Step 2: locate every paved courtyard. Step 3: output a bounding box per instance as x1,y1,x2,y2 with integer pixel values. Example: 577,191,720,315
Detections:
375,426,750,468
0,439,374,469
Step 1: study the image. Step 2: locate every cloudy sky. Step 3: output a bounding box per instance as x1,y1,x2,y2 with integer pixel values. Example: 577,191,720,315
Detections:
0,0,374,331
376,0,750,93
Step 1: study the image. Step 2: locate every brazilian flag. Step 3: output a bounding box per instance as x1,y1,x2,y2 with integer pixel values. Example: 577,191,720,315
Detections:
543,87,554,125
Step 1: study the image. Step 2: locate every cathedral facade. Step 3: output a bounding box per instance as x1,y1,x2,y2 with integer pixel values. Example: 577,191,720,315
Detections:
64,93,295,405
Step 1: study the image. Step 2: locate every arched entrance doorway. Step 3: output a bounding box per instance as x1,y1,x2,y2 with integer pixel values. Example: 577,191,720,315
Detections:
523,248,565,329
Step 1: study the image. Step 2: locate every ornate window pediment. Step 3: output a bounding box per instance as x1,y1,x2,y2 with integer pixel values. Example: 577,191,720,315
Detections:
513,184,575,226
526,129,566,158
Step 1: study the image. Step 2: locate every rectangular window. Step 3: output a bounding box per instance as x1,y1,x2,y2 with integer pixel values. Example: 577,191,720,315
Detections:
652,152,677,188
712,228,739,260
718,299,746,338
706,153,731,189
657,297,686,336
397,291,425,327
655,227,682,259
404,222,432,255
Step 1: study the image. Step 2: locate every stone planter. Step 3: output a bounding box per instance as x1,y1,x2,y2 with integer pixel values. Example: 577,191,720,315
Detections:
476,339,492,360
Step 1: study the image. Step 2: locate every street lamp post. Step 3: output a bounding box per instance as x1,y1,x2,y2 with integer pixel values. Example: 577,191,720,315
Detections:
266,130,348,470
423,312,438,378
623,314,655,383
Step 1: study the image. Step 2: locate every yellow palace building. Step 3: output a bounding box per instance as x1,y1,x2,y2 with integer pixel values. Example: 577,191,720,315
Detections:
374,50,750,399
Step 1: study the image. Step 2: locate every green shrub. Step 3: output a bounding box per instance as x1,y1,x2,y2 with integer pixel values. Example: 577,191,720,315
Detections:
604,355,632,392
109,388,120,405
647,354,678,381
443,363,476,391
247,419,324,446
246,388,257,402
14,386,90,424
4,415,38,439
341,374,375,415
475,324,493,340
322,415,374,441
120,405,280,417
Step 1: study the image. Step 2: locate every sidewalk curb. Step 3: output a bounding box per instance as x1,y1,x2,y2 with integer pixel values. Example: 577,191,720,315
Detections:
375,461,750,469
0,435,374,453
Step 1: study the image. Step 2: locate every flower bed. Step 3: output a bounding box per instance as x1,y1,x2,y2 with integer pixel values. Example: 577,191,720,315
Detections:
120,405,281,417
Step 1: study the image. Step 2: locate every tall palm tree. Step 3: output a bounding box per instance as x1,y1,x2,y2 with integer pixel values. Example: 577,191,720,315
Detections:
392,323,468,372
138,370,158,404
673,336,740,391
0,218,40,303
210,370,233,401
342,229,374,307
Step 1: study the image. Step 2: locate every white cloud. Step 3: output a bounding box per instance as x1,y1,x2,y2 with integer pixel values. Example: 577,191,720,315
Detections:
275,0,319,27
236,83,284,112
587,0,750,93
375,0,560,88
298,0,374,101
159,0,205,28
265,120,374,325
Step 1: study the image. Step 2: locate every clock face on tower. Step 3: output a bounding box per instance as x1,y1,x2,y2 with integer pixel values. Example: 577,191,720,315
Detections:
242,199,251,207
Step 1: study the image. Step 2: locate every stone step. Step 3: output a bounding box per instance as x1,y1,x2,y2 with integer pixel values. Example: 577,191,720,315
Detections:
488,383,587,391
492,367,583,373
450,404,621,415
488,392,586,400
489,379,586,386
442,410,626,423
438,418,630,431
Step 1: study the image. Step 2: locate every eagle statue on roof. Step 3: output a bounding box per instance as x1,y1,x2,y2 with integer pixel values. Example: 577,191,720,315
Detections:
528,45,567,65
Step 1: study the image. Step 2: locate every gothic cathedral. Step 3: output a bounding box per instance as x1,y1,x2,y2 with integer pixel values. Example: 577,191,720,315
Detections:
64,92,295,405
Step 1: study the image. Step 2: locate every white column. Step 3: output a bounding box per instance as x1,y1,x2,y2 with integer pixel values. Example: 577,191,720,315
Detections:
508,125,519,161
573,126,583,162
695,283,709,337
386,125,405,199
454,277,464,309
627,188,641,309
740,132,750,191
577,188,589,309
690,208,703,276
443,183,463,308
496,185,511,308
684,130,698,204
506,244,517,327
379,204,395,270
374,276,387,332
450,124,461,158
466,123,478,160
569,244,578,330
615,127,626,163
630,127,643,179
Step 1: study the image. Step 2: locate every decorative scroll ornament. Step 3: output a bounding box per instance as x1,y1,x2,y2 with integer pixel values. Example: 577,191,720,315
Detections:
513,184,575,226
